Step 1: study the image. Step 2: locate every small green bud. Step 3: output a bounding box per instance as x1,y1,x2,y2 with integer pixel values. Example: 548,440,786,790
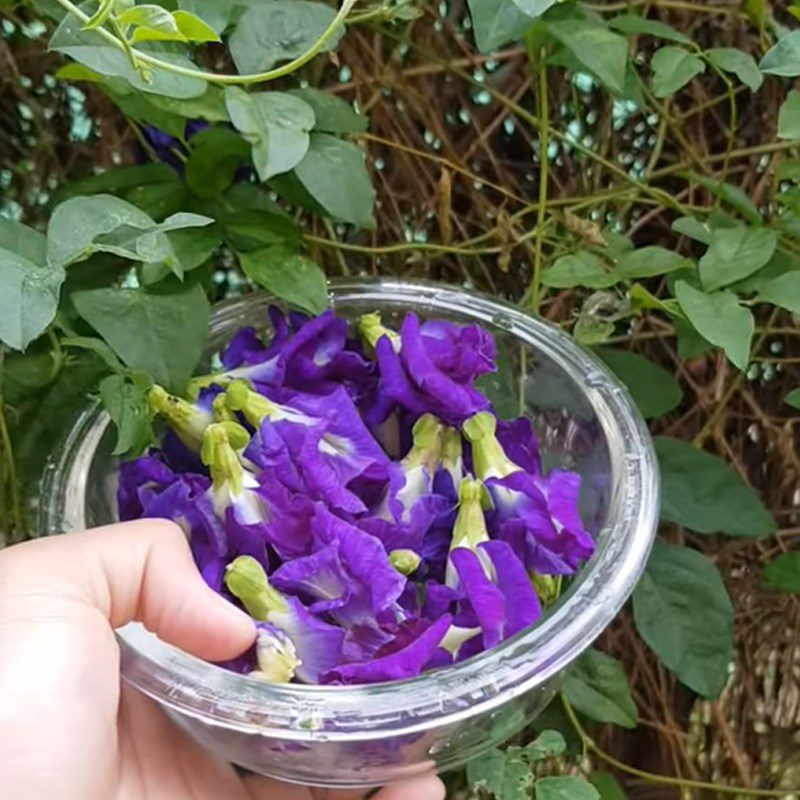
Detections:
225,379,277,427
450,477,491,553
405,413,444,473
532,573,562,607
357,312,400,350
148,385,212,451
212,393,235,422
462,411,519,480
389,549,422,575
201,422,250,494
224,556,287,619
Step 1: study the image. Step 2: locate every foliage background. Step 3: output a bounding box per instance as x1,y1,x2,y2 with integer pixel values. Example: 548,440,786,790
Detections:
1,0,799,797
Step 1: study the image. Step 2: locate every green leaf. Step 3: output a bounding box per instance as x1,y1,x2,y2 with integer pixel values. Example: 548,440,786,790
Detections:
141,225,222,285
0,251,65,351
650,46,705,97
536,776,601,800
99,373,153,456
563,649,638,728
588,773,627,800
48,195,211,276
764,553,800,593
706,47,763,91
699,226,777,290
595,348,682,419
225,87,315,182
654,436,776,537
682,173,761,223
71,283,209,392
525,730,566,762
185,127,250,199
608,13,691,44
228,0,344,74
467,747,532,800
0,217,47,264
633,541,733,698
760,30,800,77
545,19,629,95
466,0,540,53
287,87,368,133
786,387,800,410
756,271,800,314
172,10,221,42
542,251,617,288
61,334,126,373
615,246,693,279
778,90,800,140
118,5,184,43
672,216,713,245
293,133,375,228
50,6,207,99
674,281,753,370
777,158,800,183
239,247,328,314
177,0,234,34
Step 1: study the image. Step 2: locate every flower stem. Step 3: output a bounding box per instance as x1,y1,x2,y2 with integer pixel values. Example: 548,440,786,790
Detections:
561,695,799,797
531,44,549,314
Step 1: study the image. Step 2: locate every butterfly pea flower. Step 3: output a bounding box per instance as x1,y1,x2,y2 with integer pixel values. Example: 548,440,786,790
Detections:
227,380,387,514
463,412,595,575
361,414,449,553
271,503,405,627
446,477,492,585
369,312,495,426
323,614,453,685
276,308,375,398
201,421,271,570
149,385,214,452
225,556,345,684
252,622,301,684
448,541,541,654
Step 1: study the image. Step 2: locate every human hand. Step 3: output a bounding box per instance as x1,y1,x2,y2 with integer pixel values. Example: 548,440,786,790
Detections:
0,520,445,800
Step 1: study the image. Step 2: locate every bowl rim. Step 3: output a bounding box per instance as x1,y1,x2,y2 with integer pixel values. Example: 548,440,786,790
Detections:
41,277,659,740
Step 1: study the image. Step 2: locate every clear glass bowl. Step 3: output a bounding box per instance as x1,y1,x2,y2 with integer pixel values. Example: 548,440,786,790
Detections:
39,279,659,789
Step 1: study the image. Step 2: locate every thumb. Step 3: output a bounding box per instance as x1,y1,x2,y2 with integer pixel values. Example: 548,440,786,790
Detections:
0,519,255,661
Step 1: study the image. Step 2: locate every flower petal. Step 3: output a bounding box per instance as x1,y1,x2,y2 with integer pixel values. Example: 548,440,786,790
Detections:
323,615,452,684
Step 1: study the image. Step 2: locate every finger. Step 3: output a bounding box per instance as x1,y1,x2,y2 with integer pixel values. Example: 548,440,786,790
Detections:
0,520,255,661
372,775,446,800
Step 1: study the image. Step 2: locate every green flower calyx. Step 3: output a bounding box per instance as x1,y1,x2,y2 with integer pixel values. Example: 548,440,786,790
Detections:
224,555,288,619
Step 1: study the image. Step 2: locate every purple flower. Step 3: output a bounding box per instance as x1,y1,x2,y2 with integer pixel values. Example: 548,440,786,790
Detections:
368,313,495,426
271,504,405,627
464,412,595,575
323,614,453,684
449,540,541,650
225,556,345,684
229,381,390,514
359,414,451,554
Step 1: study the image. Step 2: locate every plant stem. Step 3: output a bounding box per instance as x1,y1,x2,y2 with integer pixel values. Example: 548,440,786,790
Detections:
561,696,799,797
52,0,357,85
531,45,549,313
0,351,25,542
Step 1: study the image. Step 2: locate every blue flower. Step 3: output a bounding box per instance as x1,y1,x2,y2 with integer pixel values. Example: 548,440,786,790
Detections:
225,556,345,684
366,312,495,426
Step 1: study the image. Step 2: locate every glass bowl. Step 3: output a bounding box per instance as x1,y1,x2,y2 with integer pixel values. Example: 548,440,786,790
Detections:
39,278,659,789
